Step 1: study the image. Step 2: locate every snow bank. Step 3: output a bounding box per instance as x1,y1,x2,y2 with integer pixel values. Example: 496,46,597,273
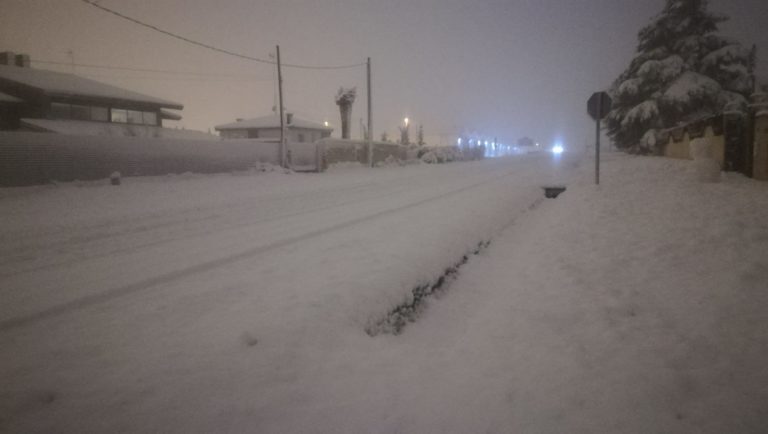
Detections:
689,138,721,182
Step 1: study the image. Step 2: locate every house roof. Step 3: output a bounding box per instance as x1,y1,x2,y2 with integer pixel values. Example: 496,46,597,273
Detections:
215,113,332,131
0,91,22,103
160,109,183,121
0,64,183,109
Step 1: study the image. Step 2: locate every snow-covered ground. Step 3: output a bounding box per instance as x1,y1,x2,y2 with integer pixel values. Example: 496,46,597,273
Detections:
0,152,766,433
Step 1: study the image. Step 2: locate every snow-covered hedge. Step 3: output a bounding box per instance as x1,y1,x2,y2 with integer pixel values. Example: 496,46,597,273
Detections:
418,146,480,164
316,138,413,168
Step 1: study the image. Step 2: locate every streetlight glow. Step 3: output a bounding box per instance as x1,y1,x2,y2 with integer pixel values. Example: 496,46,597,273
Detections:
404,117,409,127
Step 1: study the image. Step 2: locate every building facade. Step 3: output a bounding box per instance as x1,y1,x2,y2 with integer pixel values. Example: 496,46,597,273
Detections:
0,51,184,136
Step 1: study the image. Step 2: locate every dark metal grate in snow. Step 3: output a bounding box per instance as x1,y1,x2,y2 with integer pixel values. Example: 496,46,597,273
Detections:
543,186,566,198
365,240,491,336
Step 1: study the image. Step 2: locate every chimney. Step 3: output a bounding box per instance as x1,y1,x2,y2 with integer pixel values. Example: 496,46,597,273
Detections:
286,112,293,125
15,54,30,68
0,51,16,66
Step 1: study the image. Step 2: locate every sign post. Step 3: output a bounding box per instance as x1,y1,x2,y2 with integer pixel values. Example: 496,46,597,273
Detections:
587,92,612,185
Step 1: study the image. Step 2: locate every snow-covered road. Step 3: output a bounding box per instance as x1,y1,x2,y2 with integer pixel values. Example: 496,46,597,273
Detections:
1,153,572,432
2,153,766,433
0,155,561,329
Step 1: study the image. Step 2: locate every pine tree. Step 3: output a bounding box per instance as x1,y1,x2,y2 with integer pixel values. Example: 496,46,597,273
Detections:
417,124,425,146
606,0,753,152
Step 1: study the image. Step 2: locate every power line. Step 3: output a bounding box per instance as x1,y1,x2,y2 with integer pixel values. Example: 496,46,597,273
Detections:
78,73,272,83
34,59,270,79
80,0,366,70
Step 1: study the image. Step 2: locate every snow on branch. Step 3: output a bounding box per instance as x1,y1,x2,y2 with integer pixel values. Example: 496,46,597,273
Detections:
663,71,720,104
701,44,751,68
622,100,659,126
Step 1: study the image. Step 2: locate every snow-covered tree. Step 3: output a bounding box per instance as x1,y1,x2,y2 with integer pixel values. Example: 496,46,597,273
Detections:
399,121,410,145
335,87,356,139
417,124,425,146
606,0,754,152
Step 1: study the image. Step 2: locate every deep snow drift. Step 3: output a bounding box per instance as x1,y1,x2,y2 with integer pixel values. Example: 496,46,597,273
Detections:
0,152,766,433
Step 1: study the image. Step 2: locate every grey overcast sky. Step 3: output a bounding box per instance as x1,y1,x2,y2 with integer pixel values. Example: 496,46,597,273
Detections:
1,0,766,146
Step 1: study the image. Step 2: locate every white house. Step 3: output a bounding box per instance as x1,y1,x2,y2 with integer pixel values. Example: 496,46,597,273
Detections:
215,113,333,142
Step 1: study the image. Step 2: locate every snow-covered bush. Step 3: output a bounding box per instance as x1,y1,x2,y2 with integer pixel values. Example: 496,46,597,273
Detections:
417,146,465,164
420,151,438,164
376,154,401,167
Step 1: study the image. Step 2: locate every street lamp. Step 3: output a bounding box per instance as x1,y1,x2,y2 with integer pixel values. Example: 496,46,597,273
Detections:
404,117,409,127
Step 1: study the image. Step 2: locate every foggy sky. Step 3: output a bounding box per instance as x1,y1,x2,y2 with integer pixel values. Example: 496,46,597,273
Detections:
2,0,766,147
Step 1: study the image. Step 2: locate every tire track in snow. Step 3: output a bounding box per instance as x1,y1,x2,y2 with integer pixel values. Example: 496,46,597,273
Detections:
0,175,422,275
0,168,522,333
0,180,421,279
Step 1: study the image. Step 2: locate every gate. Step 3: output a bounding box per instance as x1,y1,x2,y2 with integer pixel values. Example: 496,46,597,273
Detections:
723,113,752,177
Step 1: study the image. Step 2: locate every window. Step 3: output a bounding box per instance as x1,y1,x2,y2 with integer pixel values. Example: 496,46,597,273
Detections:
48,104,152,123
143,111,157,126
91,107,109,122
70,105,90,121
247,129,259,138
298,133,305,143
50,103,70,119
111,109,127,123
224,130,247,139
127,110,143,124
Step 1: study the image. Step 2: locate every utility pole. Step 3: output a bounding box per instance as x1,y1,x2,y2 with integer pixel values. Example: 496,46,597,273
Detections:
276,45,286,168
269,52,277,112
587,91,611,186
367,57,373,167
595,96,601,185
749,44,757,94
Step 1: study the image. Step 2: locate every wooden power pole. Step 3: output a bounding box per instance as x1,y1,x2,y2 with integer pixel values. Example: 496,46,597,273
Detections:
367,57,373,167
276,45,286,168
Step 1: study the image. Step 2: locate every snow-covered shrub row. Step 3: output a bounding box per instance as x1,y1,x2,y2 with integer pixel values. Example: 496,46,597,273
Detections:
317,138,414,168
417,146,469,164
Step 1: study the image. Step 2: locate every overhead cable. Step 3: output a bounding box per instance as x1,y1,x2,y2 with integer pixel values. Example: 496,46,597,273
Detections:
80,0,365,70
